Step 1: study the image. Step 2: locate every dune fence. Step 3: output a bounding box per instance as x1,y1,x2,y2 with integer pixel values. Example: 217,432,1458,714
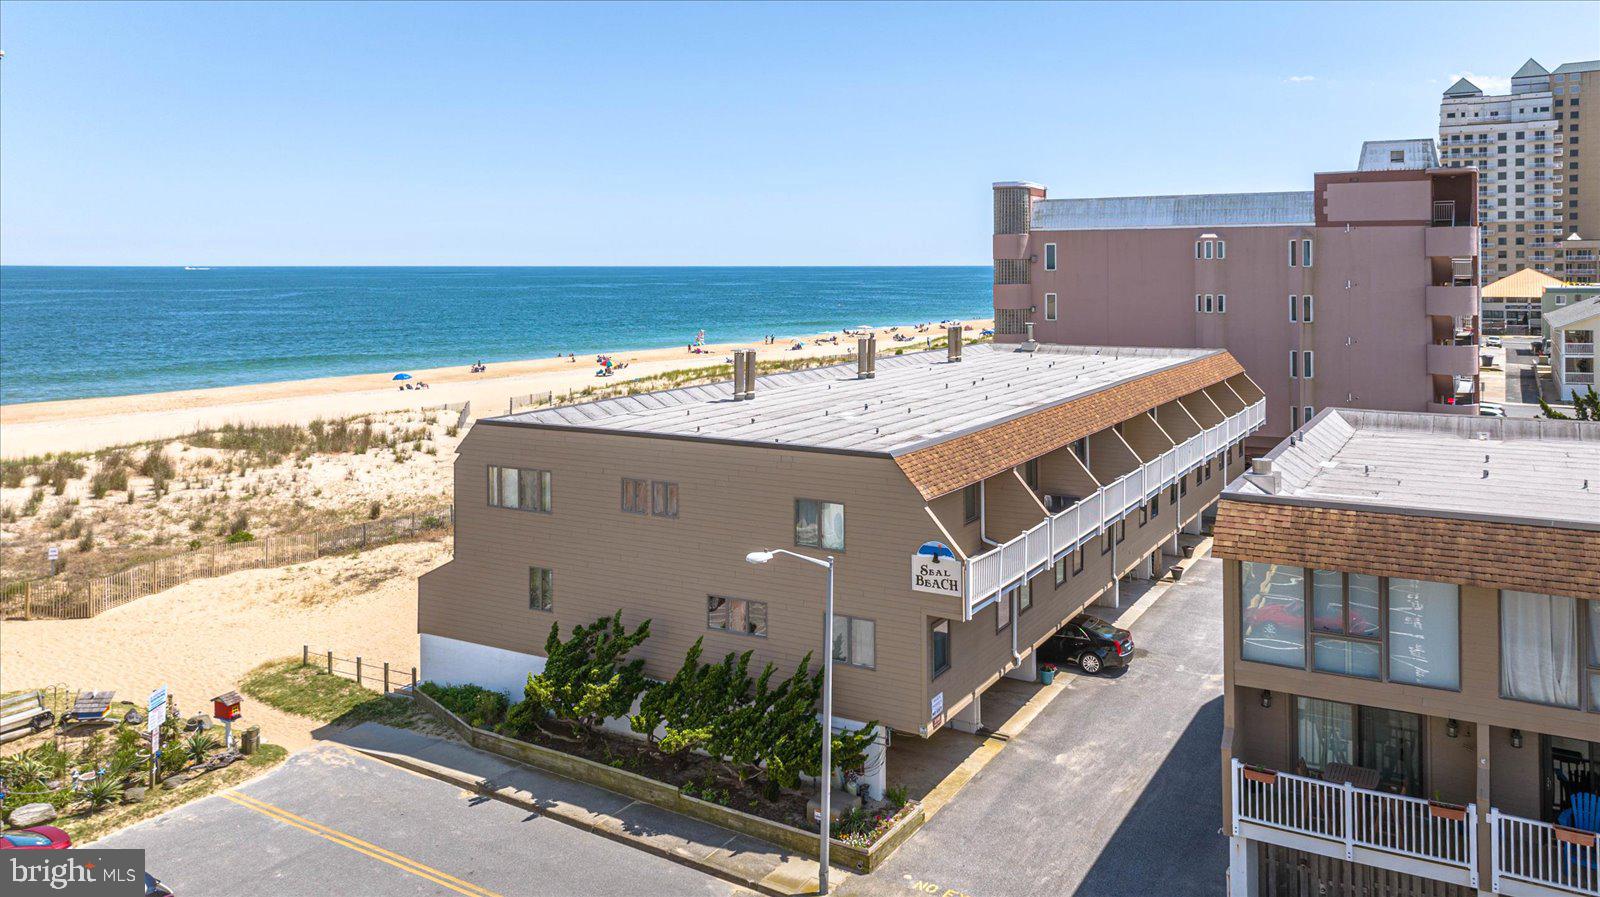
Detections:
2,506,453,622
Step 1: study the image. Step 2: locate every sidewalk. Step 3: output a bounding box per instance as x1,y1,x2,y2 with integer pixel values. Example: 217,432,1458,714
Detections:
328,721,832,896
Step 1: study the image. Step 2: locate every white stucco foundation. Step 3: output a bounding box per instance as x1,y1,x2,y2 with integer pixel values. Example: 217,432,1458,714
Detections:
420,633,545,697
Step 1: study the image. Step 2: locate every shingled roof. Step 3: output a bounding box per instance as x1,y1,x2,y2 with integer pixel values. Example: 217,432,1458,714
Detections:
894,351,1245,499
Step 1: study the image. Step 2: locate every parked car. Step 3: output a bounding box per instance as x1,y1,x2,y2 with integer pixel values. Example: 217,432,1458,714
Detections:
1479,402,1506,418
1486,336,1502,348
1039,614,1133,674
0,826,71,850
146,873,175,896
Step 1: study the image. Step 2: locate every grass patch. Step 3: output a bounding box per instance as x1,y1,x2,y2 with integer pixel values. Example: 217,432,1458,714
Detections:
239,658,411,726
65,743,289,845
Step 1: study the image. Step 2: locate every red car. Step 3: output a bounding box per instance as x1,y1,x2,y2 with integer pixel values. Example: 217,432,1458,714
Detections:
0,826,72,850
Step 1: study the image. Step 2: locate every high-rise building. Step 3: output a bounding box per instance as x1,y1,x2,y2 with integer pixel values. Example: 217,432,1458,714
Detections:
1440,58,1600,280
991,139,1480,448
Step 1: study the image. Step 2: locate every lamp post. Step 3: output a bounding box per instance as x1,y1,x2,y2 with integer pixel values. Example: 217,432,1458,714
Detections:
745,548,835,895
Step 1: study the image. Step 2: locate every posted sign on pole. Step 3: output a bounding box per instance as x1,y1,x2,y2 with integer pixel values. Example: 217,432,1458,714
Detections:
147,685,168,751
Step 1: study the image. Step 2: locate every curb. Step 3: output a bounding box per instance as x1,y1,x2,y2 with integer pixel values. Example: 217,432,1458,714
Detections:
347,744,805,897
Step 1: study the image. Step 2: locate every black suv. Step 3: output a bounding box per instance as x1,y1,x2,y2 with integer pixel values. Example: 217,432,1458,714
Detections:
1039,614,1133,675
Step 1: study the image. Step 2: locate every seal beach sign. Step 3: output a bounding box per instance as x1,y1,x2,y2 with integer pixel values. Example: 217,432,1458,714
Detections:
910,541,961,598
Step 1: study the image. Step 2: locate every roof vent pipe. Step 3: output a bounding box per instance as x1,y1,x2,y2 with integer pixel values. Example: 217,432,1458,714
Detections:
731,349,748,399
867,334,878,378
857,337,874,379
1020,321,1038,353
947,325,963,362
742,349,757,399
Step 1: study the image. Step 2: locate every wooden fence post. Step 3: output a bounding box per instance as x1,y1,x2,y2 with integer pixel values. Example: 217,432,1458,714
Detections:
355,656,362,687
383,662,390,695
302,645,309,667
361,523,368,549
411,667,417,692
327,650,333,675
24,581,31,620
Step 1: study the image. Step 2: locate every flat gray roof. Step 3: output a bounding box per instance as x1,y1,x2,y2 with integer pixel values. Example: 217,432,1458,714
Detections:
488,344,1221,456
1357,139,1439,171
1229,409,1600,529
1030,191,1314,231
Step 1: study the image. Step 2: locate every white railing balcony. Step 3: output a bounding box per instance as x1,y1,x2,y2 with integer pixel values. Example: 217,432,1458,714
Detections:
959,398,1264,618
1563,342,1595,356
1231,760,1478,888
1490,808,1600,897
1564,372,1596,385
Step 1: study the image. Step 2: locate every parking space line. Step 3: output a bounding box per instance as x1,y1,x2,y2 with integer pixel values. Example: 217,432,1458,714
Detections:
220,791,504,897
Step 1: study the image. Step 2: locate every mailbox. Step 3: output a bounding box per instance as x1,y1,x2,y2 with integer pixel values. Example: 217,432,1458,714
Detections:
212,691,242,722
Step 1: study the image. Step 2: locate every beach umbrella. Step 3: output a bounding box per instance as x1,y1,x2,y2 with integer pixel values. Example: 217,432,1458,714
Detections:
392,373,413,380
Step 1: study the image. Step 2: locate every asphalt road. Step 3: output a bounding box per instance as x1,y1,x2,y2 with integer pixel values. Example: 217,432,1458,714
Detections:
842,557,1230,897
98,744,743,897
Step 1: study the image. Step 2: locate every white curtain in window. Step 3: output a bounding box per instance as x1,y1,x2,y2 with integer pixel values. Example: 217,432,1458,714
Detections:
1387,579,1460,690
499,467,519,508
1589,601,1600,712
1501,590,1578,708
1295,697,1353,774
851,619,875,668
820,501,845,551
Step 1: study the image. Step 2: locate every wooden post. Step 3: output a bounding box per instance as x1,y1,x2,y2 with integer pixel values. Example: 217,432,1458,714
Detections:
327,650,333,675
24,581,31,620
361,523,368,549
302,644,309,667
355,656,362,687
411,667,417,692
383,662,390,695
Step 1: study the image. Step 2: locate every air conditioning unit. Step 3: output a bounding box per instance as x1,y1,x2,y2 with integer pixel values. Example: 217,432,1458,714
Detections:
1043,494,1074,513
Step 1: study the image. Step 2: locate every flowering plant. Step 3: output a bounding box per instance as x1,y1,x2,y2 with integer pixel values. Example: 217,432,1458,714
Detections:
1040,662,1058,672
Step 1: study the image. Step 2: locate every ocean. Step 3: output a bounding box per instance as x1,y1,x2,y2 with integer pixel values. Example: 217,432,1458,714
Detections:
0,267,990,405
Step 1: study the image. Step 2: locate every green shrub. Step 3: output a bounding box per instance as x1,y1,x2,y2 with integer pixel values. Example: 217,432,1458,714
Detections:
418,681,508,727
184,732,220,765
885,784,909,811
225,530,255,544
83,777,122,809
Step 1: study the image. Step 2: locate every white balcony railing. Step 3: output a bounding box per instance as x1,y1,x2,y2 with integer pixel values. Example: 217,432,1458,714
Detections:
1565,372,1596,385
1562,343,1595,356
1231,760,1478,888
1490,808,1600,897
961,398,1265,616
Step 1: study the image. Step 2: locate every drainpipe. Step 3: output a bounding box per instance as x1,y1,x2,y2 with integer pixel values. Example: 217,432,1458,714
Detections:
1010,589,1021,665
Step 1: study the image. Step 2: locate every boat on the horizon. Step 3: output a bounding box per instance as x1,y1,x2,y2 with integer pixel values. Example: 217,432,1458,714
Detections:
183,266,212,271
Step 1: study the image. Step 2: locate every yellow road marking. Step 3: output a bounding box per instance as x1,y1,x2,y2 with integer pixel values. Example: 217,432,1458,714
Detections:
220,791,503,897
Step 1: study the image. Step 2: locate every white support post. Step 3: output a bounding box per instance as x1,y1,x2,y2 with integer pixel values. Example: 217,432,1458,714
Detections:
1227,836,1258,897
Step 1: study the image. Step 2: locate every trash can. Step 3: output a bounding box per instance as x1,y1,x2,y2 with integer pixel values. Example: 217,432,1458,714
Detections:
241,725,261,755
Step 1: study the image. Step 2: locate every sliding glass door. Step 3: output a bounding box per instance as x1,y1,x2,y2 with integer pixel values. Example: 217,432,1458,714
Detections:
1294,697,1424,796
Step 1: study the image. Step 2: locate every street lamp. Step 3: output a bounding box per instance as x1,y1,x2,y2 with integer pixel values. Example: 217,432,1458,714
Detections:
745,547,836,895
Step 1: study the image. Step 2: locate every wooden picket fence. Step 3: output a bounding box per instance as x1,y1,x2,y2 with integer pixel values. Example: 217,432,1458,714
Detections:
2,506,453,621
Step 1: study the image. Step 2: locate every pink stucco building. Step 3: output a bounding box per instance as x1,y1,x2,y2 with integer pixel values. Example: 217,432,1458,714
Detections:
992,140,1481,445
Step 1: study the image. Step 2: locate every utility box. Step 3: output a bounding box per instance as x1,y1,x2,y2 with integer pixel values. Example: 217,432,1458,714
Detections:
240,725,260,755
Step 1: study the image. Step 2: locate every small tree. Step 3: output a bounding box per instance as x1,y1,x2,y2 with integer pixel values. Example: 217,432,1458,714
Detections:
508,612,652,740
1540,387,1600,421
658,647,753,764
632,638,704,748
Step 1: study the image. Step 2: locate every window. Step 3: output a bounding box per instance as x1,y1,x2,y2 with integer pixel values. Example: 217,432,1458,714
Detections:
1019,578,1033,614
1303,405,1314,423
1101,528,1113,555
1288,240,1299,267
489,466,552,512
1290,350,1299,379
1022,458,1039,490
795,499,845,550
963,483,980,524
1216,293,1226,314
1390,149,1405,163
1204,294,1214,313
1295,697,1424,797
1501,591,1589,709
1196,293,1204,313
708,595,767,637
996,587,1013,632
1044,243,1057,271
1311,571,1380,678
833,615,875,669
1149,494,1160,518
1387,579,1460,690
1289,295,1299,322
1302,239,1313,267
1115,520,1126,544
528,566,553,611
1044,292,1058,321
621,478,650,514
1240,561,1306,668
1138,503,1148,526
1072,548,1084,575
1072,438,1089,466
1054,555,1067,587
1292,406,1300,429
931,619,951,679
1195,241,1204,260
1217,240,1226,259
1303,350,1315,379
1203,240,1214,260
1302,295,1314,322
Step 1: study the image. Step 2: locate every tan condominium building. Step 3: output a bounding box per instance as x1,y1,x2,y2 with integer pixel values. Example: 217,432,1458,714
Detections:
1213,409,1600,897
1481,267,1565,335
418,339,1265,796
1441,58,1599,279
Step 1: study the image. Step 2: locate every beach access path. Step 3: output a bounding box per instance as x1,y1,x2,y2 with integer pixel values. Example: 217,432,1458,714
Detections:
0,320,989,459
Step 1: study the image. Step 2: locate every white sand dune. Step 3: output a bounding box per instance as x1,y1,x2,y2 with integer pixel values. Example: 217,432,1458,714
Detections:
0,540,445,750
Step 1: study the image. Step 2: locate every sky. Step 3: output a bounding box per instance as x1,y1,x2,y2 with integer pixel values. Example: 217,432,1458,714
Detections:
1,0,1597,266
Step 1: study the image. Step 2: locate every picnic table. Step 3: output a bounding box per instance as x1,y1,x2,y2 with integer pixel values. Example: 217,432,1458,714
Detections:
1323,761,1381,791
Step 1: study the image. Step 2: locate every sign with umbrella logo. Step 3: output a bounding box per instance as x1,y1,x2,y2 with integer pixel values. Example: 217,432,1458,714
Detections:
910,541,962,597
